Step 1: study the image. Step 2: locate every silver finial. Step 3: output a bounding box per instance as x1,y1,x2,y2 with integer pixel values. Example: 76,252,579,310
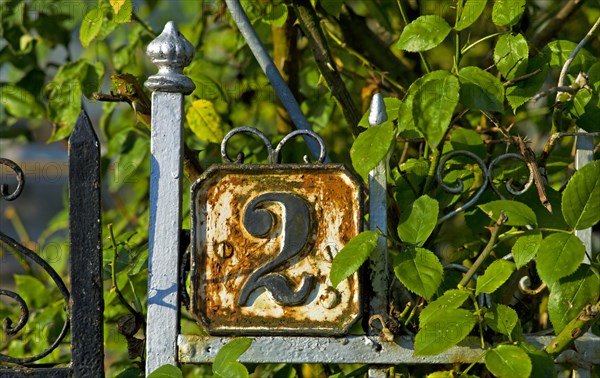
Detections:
145,21,196,94
368,93,388,126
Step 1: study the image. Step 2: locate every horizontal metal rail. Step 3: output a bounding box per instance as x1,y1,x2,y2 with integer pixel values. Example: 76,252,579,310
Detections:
178,334,600,365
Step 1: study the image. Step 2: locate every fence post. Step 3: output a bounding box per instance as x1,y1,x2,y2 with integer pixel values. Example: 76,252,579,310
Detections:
145,21,195,375
367,94,390,378
575,130,594,263
69,110,104,377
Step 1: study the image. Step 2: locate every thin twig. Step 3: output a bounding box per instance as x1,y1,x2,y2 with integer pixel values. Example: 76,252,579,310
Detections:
459,213,507,288
291,0,362,135
530,0,586,52
503,68,543,87
557,15,600,90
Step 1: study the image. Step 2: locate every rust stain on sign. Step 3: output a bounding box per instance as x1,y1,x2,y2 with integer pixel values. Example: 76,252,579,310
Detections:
190,164,363,335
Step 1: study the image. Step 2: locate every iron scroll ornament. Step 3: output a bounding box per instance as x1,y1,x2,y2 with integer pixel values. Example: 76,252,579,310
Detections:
0,158,70,365
221,127,327,164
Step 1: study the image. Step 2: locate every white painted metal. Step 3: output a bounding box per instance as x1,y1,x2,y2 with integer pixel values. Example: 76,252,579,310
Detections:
178,333,600,365
575,129,594,264
145,21,195,375
367,94,391,378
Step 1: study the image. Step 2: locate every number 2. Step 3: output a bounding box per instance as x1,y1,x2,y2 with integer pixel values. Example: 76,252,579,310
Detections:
238,192,316,306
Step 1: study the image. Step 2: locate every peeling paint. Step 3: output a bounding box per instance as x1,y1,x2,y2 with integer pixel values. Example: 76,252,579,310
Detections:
190,164,363,335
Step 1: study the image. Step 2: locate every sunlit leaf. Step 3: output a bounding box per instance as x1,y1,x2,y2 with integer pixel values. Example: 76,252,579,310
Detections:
397,195,438,246
147,364,183,378
511,231,542,269
479,200,537,227
459,66,505,112
476,260,516,295
414,309,477,355
537,233,585,288
455,0,487,31
548,265,600,334
213,338,252,378
412,71,460,148
484,304,519,336
350,121,394,179
419,289,470,325
396,15,451,52
494,33,529,80
485,344,531,378
80,8,104,47
186,99,224,144
492,0,526,27
330,231,378,288
562,160,600,230
393,247,443,300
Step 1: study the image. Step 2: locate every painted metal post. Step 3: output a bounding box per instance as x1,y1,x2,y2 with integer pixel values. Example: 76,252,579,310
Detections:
367,94,389,378
575,130,594,378
575,130,594,264
69,110,104,377
145,21,195,375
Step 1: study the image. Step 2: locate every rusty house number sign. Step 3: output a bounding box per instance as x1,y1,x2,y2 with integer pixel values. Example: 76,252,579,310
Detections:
191,127,363,335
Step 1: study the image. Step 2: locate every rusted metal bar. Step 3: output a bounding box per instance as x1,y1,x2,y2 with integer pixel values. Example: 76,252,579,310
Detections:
144,21,195,375
69,110,104,377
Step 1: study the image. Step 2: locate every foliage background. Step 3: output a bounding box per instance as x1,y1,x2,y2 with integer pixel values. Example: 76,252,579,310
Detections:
1,0,599,377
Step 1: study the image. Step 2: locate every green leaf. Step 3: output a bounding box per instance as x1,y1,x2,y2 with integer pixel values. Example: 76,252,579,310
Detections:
414,308,477,355
262,2,288,27
492,0,526,27
0,84,45,118
518,342,555,378
80,8,104,47
397,71,452,137
506,55,547,111
537,233,585,288
350,121,394,179
448,127,486,158
455,0,487,31
110,0,133,23
485,344,531,378
393,247,443,300
562,160,600,230
14,275,48,308
459,66,505,112
479,200,537,227
330,231,378,288
542,40,597,73
213,338,252,378
147,364,183,378
419,289,470,325
511,231,542,269
397,195,439,246
484,304,519,336
396,15,452,52
186,99,224,144
494,33,528,80
548,265,600,334
319,0,343,18
412,71,460,148
476,260,515,295
46,60,104,142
